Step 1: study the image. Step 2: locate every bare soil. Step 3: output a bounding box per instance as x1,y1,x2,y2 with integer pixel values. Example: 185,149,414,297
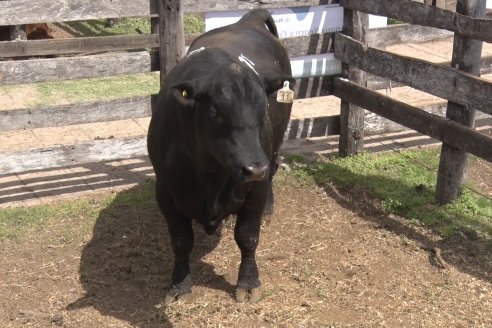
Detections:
0,85,39,110
1,165,491,328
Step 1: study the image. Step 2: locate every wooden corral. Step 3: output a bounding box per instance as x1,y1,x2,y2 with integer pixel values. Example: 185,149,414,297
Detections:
0,0,491,204
337,0,492,203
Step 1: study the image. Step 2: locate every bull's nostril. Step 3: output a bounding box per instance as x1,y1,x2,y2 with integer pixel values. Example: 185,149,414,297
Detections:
242,166,254,177
242,164,268,181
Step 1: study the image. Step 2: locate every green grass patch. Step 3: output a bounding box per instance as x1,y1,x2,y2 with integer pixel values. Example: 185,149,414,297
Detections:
64,18,151,37
184,15,205,34
0,199,99,239
34,73,160,107
63,15,204,37
0,180,156,240
0,72,160,109
286,147,492,239
388,18,405,25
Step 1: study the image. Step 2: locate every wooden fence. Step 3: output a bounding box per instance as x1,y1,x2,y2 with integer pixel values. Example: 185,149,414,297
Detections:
0,0,344,176
0,0,491,204
335,0,492,203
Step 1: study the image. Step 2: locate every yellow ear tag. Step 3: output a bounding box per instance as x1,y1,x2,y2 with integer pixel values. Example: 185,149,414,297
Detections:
276,81,294,103
182,90,188,98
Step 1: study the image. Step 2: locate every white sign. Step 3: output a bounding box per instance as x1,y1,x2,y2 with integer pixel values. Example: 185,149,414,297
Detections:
205,5,344,78
368,14,388,28
205,5,343,39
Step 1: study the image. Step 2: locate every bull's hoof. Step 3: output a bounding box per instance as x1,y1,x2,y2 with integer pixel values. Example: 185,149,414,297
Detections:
163,281,193,305
235,286,263,303
163,290,193,306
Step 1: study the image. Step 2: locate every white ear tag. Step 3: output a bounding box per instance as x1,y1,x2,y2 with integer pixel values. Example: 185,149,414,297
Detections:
276,81,294,103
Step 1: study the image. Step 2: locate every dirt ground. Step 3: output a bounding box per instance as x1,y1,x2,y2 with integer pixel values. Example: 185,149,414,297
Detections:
1,162,491,328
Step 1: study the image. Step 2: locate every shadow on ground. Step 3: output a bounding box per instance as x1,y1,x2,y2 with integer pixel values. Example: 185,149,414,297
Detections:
0,157,153,206
300,160,492,284
67,182,234,327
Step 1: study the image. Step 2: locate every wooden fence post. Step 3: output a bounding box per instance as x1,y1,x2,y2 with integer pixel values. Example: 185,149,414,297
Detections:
338,9,368,156
150,16,160,115
151,16,160,70
435,0,486,204
157,0,185,88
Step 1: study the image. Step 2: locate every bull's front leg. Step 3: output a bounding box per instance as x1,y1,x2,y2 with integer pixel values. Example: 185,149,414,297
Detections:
157,196,194,305
165,215,194,305
234,184,268,303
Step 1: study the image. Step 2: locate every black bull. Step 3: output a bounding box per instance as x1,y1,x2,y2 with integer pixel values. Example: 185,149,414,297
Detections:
147,9,294,304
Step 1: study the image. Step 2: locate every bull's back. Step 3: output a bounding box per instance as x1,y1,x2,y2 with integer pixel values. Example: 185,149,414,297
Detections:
190,13,291,77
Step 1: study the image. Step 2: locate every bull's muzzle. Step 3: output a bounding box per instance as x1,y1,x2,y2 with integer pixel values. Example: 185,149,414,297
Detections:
241,163,269,182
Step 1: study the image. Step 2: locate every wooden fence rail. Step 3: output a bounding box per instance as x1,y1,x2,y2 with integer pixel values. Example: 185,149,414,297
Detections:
0,96,153,131
0,35,160,58
0,137,148,174
366,24,453,48
367,54,492,90
333,77,492,162
334,33,492,116
340,0,492,42
0,51,156,85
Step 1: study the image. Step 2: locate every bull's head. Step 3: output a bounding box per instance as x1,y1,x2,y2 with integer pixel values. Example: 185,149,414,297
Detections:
170,62,293,183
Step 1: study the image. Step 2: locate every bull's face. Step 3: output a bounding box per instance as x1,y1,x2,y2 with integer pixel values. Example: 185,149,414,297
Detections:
171,63,291,183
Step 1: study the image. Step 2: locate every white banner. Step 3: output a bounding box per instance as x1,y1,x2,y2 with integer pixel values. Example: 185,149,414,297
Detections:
205,5,345,78
205,5,344,39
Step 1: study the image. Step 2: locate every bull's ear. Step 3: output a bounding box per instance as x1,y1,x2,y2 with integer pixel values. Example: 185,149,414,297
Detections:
170,82,195,106
263,75,296,95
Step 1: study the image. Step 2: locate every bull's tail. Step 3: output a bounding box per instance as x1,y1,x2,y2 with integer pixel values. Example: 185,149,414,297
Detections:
239,9,279,38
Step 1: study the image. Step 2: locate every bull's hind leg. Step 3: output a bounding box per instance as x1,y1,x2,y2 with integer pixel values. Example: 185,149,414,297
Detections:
157,195,194,305
263,160,278,216
234,184,268,303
